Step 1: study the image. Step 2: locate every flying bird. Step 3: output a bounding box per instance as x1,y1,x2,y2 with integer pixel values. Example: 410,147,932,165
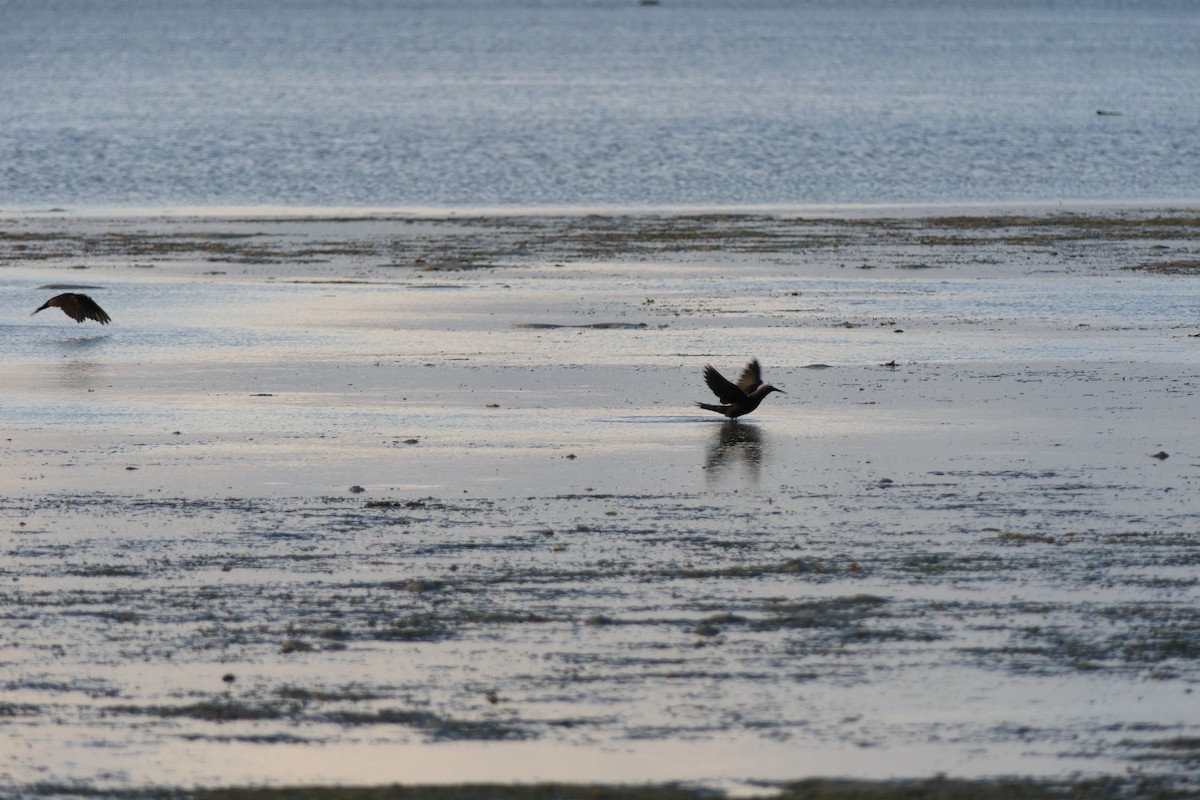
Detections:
697,359,784,419
32,293,111,325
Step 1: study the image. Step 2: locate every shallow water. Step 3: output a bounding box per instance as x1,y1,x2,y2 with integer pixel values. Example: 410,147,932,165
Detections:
1,212,1199,794
2,0,1199,209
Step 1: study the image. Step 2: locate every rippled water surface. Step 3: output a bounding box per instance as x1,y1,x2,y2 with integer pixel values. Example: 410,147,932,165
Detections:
2,0,1199,209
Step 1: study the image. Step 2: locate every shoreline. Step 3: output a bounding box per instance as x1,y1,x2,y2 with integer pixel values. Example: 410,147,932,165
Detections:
3,198,1200,221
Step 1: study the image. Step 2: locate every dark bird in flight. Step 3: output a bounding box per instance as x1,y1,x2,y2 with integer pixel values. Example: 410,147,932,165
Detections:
32,293,111,325
697,359,784,419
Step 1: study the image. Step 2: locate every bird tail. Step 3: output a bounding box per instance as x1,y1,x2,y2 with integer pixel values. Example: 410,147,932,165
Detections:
697,402,728,414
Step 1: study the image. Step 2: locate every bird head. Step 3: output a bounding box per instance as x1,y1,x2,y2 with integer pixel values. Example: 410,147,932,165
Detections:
759,384,785,397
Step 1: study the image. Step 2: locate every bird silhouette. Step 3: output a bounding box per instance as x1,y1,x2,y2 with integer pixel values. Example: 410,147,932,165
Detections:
697,359,784,419
32,293,111,325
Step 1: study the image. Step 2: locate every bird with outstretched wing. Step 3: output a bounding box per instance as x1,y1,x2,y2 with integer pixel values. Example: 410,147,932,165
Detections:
697,359,784,419
32,293,112,325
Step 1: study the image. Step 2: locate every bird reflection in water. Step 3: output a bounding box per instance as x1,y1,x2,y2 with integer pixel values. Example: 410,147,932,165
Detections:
55,334,109,350
53,359,106,392
703,419,766,483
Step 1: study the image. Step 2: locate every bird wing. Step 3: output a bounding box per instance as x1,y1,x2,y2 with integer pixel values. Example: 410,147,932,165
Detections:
704,365,747,404
735,359,763,393
32,293,69,317
74,294,112,324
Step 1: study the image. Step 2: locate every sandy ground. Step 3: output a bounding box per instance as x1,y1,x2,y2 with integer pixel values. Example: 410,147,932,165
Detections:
1,208,1199,797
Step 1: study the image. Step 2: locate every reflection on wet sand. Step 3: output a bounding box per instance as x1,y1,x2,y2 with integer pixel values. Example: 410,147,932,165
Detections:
703,420,765,483
52,334,109,350
51,359,106,392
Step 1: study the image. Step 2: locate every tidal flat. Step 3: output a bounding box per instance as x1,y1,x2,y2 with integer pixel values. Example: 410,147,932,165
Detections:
1,209,1199,798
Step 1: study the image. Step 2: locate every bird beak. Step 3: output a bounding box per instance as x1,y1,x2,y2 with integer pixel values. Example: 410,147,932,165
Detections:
775,387,786,394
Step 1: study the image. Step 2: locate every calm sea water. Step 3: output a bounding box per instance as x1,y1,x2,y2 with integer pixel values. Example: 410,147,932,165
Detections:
2,0,1198,210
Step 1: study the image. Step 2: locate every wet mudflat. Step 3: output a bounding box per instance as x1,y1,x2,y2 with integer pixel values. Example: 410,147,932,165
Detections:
1,209,1199,798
